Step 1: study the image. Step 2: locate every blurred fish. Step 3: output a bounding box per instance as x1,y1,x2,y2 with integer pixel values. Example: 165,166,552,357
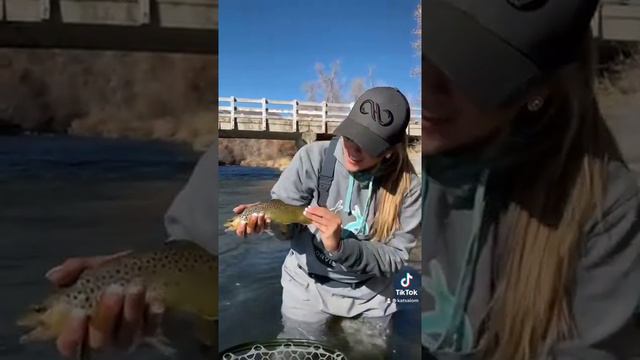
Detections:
17,240,217,358
224,199,310,232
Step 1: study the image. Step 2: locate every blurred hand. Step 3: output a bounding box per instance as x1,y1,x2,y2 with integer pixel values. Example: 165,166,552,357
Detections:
304,207,342,252
232,203,271,238
45,251,164,358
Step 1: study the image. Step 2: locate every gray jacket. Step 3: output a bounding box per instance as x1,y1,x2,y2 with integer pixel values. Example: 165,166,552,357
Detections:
422,154,640,359
164,145,218,255
271,137,422,284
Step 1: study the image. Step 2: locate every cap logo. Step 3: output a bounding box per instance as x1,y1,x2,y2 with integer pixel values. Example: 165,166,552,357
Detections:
506,0,547,11
359,99,393,127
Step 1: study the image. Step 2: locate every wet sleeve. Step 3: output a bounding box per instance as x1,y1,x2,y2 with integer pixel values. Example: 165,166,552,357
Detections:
329,175,422,278
549,170,640,359
164,145,217,255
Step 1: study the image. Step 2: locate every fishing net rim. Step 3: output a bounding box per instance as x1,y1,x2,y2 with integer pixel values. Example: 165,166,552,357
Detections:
220,338,346,358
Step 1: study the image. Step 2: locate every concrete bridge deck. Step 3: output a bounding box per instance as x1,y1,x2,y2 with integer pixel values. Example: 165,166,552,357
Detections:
0,0,217,53
594,0,640,42
218,96,422,143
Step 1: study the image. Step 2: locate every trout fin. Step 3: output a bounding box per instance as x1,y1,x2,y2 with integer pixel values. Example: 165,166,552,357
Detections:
17,301,53,328
18,301,67,344
19,325,56,344
223,217,242,232
16,312,42,329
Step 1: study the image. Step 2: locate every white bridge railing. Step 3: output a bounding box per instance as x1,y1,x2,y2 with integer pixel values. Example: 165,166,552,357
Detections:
593,0,640,41
0,0,217,29
218,96,421,137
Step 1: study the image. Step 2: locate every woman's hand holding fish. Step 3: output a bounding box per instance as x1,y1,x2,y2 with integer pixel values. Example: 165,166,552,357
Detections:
45,252,161,358
304,207,342,252
232,203,271,237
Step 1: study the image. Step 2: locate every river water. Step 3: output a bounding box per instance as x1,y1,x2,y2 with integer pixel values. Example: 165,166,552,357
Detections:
0,135,206,360
218,168,422,360
0,135,421,360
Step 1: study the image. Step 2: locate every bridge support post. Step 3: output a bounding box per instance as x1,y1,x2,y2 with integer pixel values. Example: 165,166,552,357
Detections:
261,98,268,131
139,0,151,24
321,101,328,133
296,131,317,149
292,100,298,132
230,96,237,129
40,0,50,20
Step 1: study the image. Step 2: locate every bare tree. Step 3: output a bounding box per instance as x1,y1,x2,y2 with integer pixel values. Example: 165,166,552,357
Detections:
302,82,320,102
317,61,343,103
366,65,376,88
303,61,383,102
349,78,366,102
301,5,421,103
302,61,344,103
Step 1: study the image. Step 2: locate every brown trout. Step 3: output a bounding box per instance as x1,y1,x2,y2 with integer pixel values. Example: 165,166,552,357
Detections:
17,240,217,356
224,199,310,232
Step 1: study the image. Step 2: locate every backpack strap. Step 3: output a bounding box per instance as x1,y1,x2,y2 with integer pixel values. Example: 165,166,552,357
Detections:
317,137,339,207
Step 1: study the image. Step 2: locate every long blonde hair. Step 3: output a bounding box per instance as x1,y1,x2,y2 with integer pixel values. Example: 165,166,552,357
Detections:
370,135,417,242
478,35,623,358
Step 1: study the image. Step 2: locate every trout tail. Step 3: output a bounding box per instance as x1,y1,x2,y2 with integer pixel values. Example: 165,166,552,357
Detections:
223,217,240,232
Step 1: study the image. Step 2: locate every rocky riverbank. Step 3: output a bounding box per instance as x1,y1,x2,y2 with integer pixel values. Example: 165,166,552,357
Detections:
0,49,216,150
218,138,422,173
2,48,640,178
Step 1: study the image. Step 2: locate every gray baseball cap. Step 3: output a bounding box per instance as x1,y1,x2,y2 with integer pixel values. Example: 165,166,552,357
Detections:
334,87,410,158
423,0,599,108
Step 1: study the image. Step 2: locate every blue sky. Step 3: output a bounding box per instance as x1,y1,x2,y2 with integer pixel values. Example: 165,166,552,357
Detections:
219,0,421,106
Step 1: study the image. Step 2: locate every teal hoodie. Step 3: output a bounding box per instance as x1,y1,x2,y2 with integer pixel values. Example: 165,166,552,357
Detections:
421,141,640,359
